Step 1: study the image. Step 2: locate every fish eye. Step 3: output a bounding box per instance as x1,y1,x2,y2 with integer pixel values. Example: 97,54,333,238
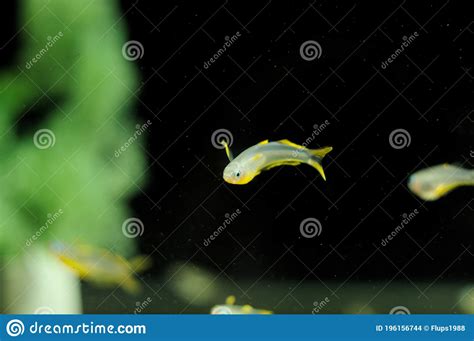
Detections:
235,171,241,178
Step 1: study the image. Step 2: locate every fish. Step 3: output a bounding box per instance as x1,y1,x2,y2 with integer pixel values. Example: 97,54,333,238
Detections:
408,164,474,201
50,242,151,294
210,295,272,315
221,139,333,185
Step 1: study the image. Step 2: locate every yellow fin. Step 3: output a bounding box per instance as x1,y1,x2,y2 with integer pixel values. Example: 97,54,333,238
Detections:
307,147,332,181
310,146,333,158
308,160,327,181
122,277,142,295
262,160,301,171
225,295,236,305
277,139,304,149
257,140,269,145
241,304,254,313
129,255,152,273
220,140,234,161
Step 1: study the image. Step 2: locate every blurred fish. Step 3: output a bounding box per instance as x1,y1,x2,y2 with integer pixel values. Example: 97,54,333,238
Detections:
408,164,474,201
211,295,272,314
222,139,332,185
50,242,151,294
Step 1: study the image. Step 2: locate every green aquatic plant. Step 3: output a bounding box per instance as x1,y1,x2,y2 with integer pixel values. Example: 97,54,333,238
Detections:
0,0,147,311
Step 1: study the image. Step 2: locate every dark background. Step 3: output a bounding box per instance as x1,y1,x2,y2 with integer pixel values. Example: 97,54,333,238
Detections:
2,0,473,302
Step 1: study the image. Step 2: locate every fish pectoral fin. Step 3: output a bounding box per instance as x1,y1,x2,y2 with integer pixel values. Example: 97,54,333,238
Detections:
257,139,269,145
220,140,234,161
277,139,304,149
262,160,301,171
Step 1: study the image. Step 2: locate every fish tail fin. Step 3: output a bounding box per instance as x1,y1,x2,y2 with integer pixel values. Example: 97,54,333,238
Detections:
122,277,142,295
129,255,152,273
308,146,333,181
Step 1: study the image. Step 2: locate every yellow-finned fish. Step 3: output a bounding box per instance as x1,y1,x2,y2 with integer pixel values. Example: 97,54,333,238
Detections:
50,242,151,294
408,164,474,201
211,295,272,315
221,139,332,185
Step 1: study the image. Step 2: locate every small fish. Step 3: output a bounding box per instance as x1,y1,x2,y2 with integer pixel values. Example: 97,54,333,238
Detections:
211,296,272,315
408,164,474,201
50,242,151,294
222,139,333,185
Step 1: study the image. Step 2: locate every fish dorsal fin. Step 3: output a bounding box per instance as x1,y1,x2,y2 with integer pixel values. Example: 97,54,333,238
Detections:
310,146,333,158
225,295,236,305
257,139,269,145
277,139,304,149
129,255,153,273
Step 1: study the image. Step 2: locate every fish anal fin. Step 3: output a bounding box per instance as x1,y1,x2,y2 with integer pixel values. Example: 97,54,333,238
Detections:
308,160,327,181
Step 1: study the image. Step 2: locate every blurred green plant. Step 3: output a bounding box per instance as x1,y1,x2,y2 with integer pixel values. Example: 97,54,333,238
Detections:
0,0,147,257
